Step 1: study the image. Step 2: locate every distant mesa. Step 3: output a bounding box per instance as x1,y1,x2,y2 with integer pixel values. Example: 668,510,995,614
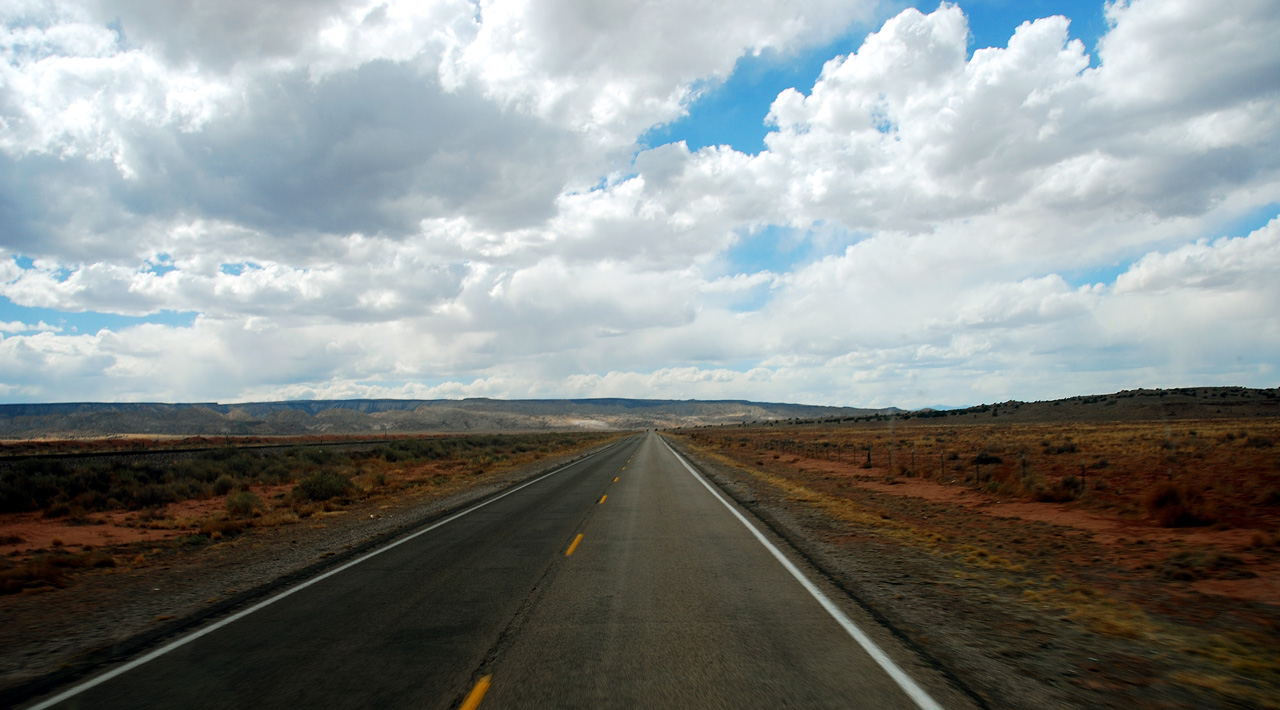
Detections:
891,387,1278,425
0,398,892,438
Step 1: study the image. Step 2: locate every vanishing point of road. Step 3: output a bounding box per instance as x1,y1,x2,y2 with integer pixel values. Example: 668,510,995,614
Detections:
29,431,975,709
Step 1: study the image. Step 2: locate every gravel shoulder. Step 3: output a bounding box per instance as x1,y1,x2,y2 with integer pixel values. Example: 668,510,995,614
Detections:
0,439,623,707
665,436,1279,710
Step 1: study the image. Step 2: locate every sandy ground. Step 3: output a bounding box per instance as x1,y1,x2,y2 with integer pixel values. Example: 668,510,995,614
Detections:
0,485,297,555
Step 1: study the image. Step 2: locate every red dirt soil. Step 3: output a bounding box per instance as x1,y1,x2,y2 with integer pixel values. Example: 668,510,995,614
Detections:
761,454,1279,603
0,484,295,558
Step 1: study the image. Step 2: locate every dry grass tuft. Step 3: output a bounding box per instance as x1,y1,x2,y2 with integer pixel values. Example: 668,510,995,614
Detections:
1030,474,1086,502
1143,481,1217,527
0,549,116,594
1157,549,1257,581
198,518,247,539
225,490,264,518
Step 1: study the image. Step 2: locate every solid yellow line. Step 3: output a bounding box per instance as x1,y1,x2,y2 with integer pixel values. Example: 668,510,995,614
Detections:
565,533,584,556
460,675,492,710
598,494,607,504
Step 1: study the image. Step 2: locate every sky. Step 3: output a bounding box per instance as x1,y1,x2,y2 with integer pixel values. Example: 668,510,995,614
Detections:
1,0,1278,409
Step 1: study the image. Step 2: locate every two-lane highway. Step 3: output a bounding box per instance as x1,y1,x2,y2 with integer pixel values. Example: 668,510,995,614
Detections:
31,432,967,709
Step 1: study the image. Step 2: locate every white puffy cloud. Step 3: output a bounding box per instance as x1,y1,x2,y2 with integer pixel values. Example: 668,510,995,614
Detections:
0,4,230,172
1,1,1278,407
1115,218,1280,294
0,320,60,333
752,1,1280,233
447,0,878,148
1094,0,1280,110
0,232,469,321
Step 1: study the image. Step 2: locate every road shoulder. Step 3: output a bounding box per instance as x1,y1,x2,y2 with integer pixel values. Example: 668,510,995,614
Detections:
665,434,1113,710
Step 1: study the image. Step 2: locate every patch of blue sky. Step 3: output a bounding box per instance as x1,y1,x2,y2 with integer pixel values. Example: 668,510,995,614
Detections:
719,222,867,312
958,0,1107,63
220,262,261,276
643,2,1107,156
656,359,765,374
575,173,639,196
1061,261,1132,289
1060,202,1278,289
145,253,177,276
1220,201,1279,238
11,254,73,282
726,281,773,314
641,29,867,155
726,225,809,275
724,223,863,276
0,297,197,334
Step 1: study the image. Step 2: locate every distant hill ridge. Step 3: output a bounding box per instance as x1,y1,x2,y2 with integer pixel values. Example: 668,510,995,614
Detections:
790,386,1280,426
2,387,1275,438
0,398,893,438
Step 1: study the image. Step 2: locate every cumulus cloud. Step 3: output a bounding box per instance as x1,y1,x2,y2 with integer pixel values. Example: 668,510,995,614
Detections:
448,0,878,148
1,234,469,321
753,1,1280,232
1115,218,1280,293
0,320,61,333
1,0,1278,406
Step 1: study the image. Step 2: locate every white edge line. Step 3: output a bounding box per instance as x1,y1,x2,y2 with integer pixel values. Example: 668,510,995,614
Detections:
26,442,625,710
660,436,946,710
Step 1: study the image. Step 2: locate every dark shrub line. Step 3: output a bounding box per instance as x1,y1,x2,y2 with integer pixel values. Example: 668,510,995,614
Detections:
0,432,607,516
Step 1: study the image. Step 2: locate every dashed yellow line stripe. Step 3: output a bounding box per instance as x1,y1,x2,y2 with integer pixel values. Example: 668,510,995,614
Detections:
598,494,607,504
460,675,492,710
613,476,619,482
565,533,584,556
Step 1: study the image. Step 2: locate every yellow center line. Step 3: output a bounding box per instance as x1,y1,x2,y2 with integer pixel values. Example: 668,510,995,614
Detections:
613,476,619,482
598,494,607,504
460,675,492,710
565,533,584,556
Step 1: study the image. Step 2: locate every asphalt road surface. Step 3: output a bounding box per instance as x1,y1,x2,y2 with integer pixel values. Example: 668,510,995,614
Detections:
30,432,966,709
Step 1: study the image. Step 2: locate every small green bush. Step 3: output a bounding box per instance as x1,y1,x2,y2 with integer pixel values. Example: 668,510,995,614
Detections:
213,474,239,496
130,483,181,510
292,470,351,502
226,490,264,517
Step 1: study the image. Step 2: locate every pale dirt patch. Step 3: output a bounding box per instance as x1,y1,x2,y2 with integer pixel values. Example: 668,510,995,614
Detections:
1193,560,1280,601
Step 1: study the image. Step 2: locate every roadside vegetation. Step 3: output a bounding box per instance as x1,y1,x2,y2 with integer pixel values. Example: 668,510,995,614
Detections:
674,417,1280,708
684,418,1280,529
0,432,616,594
